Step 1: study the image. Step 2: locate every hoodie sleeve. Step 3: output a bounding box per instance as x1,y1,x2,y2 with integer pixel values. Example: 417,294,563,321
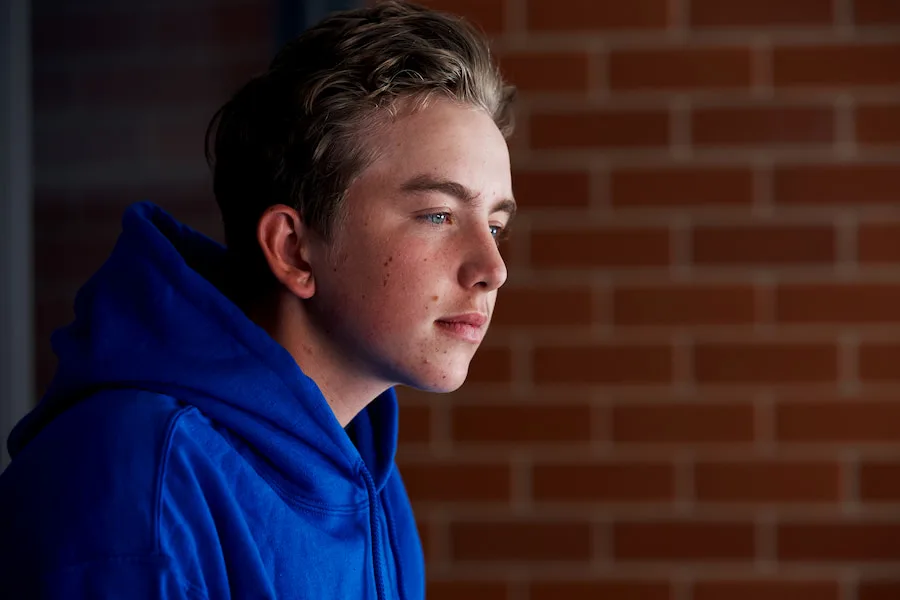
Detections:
39,555,207,600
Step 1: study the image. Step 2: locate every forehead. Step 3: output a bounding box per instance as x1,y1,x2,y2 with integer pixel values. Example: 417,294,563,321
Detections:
360,99,513,198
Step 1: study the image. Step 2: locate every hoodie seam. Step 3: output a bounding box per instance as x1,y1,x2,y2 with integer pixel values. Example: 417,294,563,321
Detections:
153,405,194,556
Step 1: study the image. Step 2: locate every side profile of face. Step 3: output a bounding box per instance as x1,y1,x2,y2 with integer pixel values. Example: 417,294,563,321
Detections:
304,97,514,394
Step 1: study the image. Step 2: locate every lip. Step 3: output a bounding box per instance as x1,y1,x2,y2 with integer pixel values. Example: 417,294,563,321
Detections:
435,312,488,343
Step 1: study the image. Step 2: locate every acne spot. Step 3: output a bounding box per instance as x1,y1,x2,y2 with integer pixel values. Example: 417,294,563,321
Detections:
388,256,393,263
431,296,438,301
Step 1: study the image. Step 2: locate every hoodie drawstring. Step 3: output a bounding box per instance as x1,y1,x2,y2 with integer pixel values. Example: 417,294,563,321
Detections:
362,467,386,600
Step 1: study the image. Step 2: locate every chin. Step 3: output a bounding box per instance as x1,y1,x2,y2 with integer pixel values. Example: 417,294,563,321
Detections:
407,365,469,394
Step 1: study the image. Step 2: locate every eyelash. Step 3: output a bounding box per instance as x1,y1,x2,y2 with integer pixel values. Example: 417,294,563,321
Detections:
419,212,509,243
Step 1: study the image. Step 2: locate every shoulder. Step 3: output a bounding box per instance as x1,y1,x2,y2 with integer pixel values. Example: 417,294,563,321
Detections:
0,390,202,569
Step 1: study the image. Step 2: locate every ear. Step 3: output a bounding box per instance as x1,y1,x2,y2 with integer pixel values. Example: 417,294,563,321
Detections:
257,204,316,300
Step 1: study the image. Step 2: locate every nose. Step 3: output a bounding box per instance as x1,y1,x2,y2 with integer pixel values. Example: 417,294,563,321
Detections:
457,227,508,291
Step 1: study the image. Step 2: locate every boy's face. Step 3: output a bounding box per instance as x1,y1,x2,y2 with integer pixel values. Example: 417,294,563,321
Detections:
306,98,513,393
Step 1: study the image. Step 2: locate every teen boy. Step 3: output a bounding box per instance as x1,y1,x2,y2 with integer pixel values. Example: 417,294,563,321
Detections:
0,1,516,598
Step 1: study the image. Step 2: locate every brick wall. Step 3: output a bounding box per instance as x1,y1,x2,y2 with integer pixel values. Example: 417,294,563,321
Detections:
397,1,900,599
33,0,900,598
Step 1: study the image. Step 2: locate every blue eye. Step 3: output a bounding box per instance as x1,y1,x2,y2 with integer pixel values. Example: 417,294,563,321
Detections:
421,213,450,226
489,225,502,238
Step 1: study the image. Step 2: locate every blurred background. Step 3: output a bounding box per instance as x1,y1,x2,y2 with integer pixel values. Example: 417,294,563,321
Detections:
4,0,900,598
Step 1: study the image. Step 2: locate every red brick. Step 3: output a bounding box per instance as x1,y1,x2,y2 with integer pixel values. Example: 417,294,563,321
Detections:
694,342,838,384
690,0,834,27
493,286,593,327
34,299,75,346
35,185,213,228
610,47,753,90
776,284,900,324
533,344,673,384
860,462,900,502
859,343,900,382
154,4,270,47
400,461,511,503
75,63,228,110
34,236,117,288
613,284,756,326
33,12,142,58
397,403,431,444
33,66,76,111
692,225,835,265
855,0,900,25
613,403,755,444
35,119,144,168
860,581,900,600
694,461,841,503
856,104,900,144
149,120,210,169
531,228,671,268
532,461,676,502
466,347,512,383
499,52,590,93
36,344,57,398
778,523,900,561
530,110,670,150
773,44,900,87
512,170,591,209
610,167,754,208
776,400,900,442
451,520,592,561
526,0,668,32
775,164,900,204
859,223,900,263
417,520,433,562
692,106,835,146
452,403,593,444
693,581,840,600
531,581,672,600
614,521,755,560
427,581,510,600
416,0,506,33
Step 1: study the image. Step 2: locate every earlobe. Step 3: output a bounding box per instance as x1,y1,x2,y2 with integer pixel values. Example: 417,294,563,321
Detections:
257,205,316,300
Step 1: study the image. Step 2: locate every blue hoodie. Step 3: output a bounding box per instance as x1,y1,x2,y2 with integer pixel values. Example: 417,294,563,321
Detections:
0,202,425,599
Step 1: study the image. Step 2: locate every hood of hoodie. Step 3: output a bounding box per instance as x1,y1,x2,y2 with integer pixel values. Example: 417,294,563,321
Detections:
8,201,399,502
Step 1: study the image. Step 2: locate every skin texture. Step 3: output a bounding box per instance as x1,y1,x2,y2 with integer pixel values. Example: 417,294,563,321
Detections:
254,98,514,426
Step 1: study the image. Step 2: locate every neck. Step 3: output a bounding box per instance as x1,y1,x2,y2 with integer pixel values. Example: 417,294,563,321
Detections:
245,288,388,427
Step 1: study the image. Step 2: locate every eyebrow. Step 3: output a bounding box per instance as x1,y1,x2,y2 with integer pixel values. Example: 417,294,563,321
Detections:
400,174,517,220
